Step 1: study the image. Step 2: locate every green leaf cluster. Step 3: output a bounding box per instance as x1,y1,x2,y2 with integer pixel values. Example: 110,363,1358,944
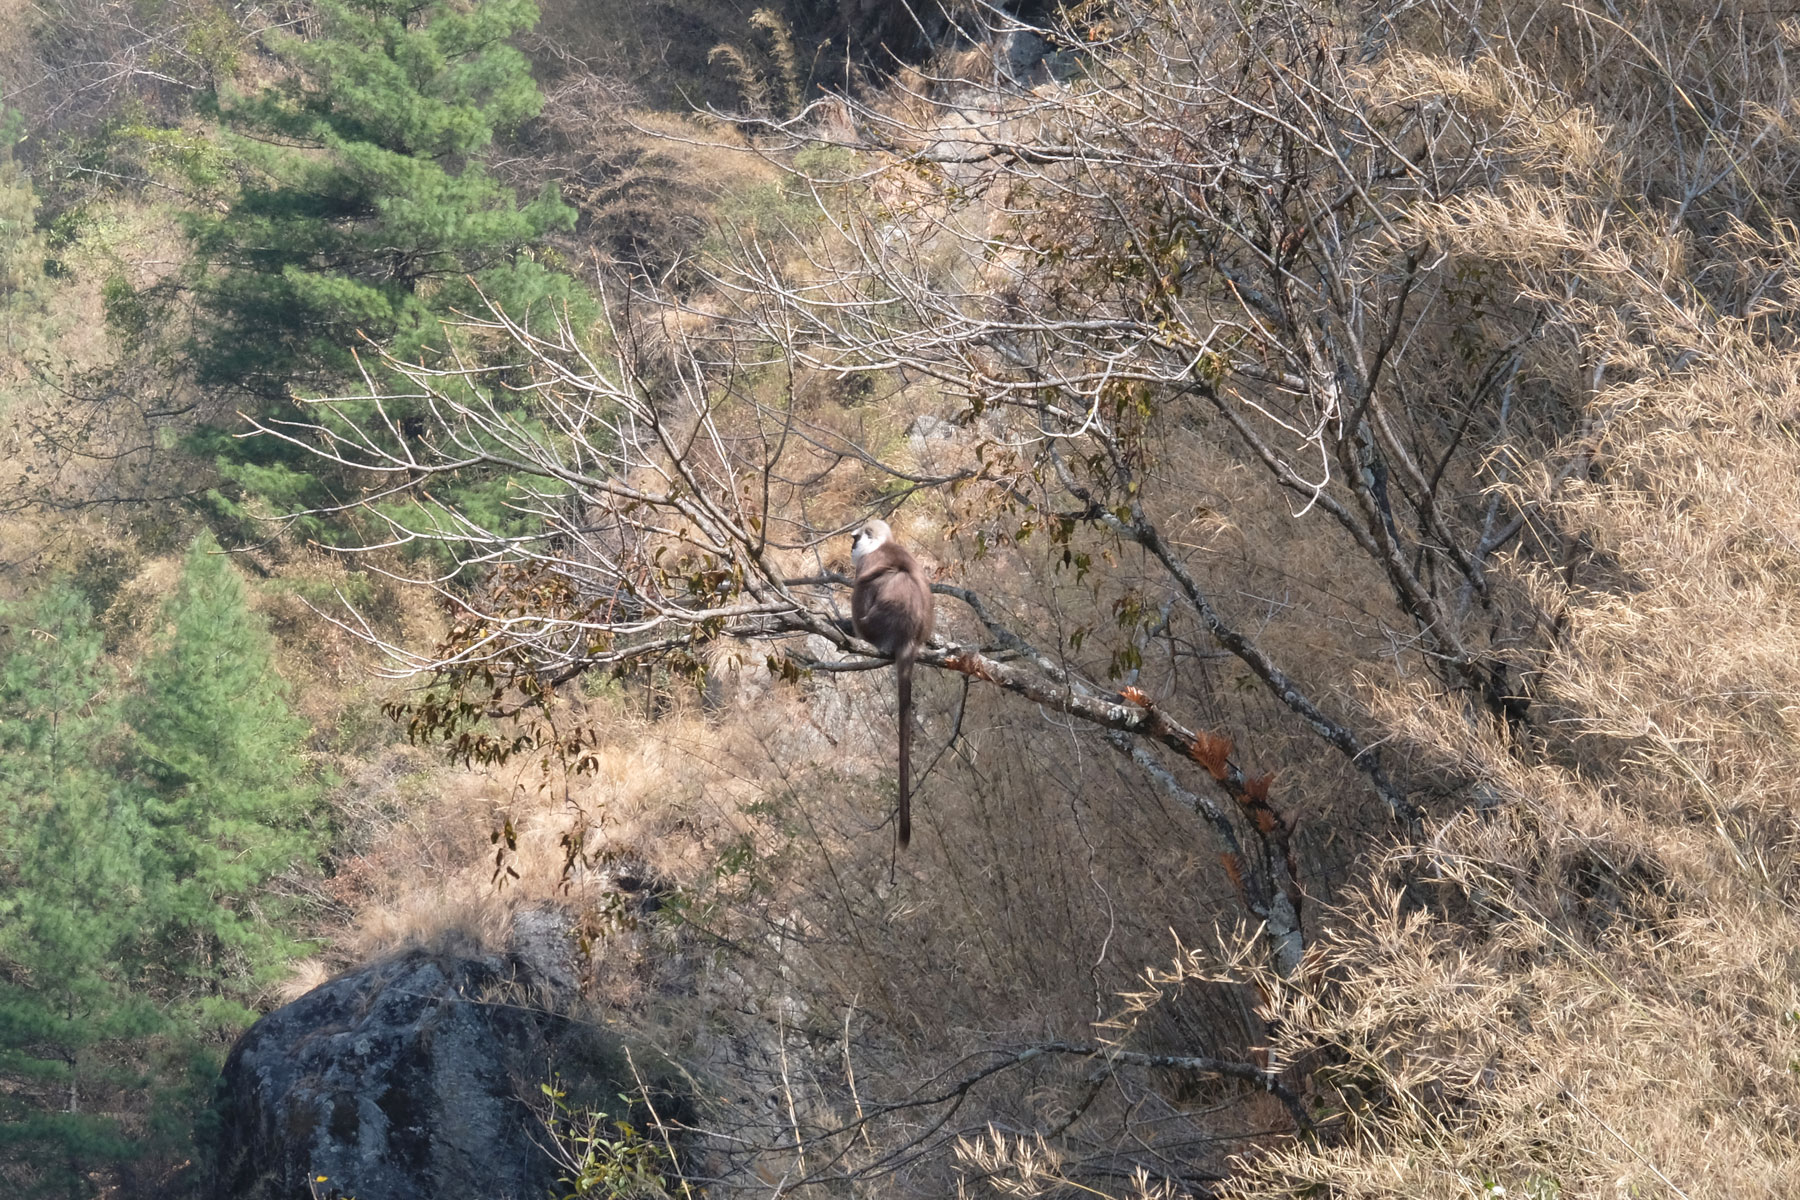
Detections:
541,1079,679,1200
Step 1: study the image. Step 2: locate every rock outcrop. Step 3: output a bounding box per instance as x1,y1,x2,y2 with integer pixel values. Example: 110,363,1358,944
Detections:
209,931,668,1200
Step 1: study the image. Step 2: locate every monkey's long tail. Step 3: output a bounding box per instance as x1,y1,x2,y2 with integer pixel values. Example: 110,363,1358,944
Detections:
897,653,914,849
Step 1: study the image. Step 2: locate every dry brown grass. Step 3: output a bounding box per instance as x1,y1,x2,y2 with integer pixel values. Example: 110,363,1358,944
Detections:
224,2,1800,1197
306,452,1404,1192
1207,26,1800,1196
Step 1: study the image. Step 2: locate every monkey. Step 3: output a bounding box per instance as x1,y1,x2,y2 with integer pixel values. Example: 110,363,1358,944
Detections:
850,518,935,849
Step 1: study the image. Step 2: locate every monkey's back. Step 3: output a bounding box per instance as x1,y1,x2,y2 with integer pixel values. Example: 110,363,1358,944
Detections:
851,544,934,659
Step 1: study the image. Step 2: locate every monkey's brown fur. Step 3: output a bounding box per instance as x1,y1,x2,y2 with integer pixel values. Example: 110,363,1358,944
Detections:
851,519,935,848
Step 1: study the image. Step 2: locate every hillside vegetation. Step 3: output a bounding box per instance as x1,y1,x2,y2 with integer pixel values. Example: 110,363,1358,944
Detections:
2,0,1798,1198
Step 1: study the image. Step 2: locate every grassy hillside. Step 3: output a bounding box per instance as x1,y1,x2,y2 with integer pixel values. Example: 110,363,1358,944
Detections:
5,1,1800,1198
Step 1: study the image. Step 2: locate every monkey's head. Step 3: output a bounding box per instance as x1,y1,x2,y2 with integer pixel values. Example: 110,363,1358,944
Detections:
850,518,893,564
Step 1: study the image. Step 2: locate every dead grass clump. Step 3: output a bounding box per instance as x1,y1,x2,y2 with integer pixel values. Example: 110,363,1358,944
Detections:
504,79,781,277
1215,214,1800,1196
282,1,1800,1196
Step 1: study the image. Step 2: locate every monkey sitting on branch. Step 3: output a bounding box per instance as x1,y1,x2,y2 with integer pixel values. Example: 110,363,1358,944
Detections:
850,519,935,848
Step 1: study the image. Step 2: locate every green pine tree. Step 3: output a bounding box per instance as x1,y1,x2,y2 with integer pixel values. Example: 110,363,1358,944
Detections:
0,583,158,1199
187,0,579,401
175,0,588,534
132,533,322,1025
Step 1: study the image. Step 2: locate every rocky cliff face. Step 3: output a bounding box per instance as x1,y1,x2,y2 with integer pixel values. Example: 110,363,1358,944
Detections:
208,931,667,1200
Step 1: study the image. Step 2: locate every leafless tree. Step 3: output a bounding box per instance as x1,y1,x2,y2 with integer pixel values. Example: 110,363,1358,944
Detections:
250,0,1800,1194
250,10,1629,1189
265,269,1332,968
258,0,1593,988
3,0,292,149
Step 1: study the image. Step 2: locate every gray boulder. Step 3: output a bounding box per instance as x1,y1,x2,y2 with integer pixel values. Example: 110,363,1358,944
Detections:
999,30,1051,84
208,942,675,1200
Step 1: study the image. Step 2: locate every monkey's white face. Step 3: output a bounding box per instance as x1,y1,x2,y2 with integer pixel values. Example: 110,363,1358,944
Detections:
850,519,892,564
